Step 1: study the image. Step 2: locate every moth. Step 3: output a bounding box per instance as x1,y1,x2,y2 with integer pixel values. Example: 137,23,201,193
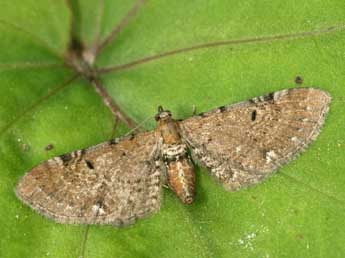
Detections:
16,88,331,226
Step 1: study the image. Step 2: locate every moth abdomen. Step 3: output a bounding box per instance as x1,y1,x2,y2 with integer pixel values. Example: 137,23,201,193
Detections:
166,157,195,204
161,144,196,204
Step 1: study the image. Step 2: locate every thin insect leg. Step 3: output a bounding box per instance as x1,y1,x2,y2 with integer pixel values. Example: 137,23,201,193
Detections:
79,225,90,258
152,137,169,187
110,113,151,139
110,115,120,140
79,199,104,258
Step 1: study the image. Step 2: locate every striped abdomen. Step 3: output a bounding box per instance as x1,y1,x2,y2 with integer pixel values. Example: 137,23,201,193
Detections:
162,143,195,204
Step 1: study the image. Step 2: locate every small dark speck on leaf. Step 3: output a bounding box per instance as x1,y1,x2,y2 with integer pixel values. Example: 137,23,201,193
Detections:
45,144,54,151
295,76,303,84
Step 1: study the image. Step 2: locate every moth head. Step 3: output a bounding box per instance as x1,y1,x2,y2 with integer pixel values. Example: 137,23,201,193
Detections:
155,106,172,121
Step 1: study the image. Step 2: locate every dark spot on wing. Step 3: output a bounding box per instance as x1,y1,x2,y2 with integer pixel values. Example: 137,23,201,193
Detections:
251,110,257,121
264,92,275,101
79,206,87,214
85,160,94,169
60,153,73,166
249,98,256,104
218,106,226,112
262,149,270,159
144,161,151,166
109,138,119,145
198,112,206,117
96,199,104,208
75,149,86,163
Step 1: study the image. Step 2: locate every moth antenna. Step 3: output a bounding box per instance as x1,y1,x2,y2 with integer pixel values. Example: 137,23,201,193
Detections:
124,114,154,137
192,105,197,115
158,106,164,113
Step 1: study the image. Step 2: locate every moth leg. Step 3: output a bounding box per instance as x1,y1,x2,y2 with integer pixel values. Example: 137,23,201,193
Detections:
160,163,169,188
192,105,197,116
150,136,168,186
162,184,170,189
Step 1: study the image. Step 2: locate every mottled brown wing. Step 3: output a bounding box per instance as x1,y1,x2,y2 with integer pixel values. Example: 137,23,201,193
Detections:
16,132,162,226
179,88,331,191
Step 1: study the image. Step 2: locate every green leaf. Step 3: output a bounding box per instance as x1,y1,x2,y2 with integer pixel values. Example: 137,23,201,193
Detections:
1,0,345,258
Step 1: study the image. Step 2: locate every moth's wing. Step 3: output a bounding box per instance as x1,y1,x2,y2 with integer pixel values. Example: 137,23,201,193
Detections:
16,131,163,226
179,88,331,191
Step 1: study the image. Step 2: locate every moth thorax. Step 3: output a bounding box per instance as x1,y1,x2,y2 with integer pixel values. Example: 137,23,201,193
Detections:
158,118,182,145
162,144,187,159
158,111,171,120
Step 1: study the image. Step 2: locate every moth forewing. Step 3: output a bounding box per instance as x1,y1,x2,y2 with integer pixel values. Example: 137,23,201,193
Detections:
16,132,162,226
